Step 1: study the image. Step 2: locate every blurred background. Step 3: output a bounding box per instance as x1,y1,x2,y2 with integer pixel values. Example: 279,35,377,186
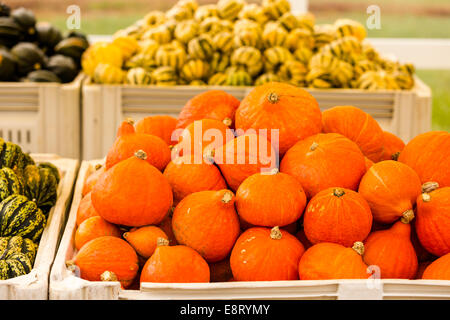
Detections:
7,0,449,131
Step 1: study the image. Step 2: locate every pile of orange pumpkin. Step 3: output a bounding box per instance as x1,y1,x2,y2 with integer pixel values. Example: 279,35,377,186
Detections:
71,82,450,289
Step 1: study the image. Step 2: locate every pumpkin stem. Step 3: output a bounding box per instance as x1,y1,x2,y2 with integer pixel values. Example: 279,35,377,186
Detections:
203,148,215,164
352,241,365,256
94,164,103,170
101,270,118,282
391,152,400,161
123,232,129,239
422,193,431,203
65,260,76,272
157,237,169,247
333,188,345,197
125,118,135,125
400,209,415,224
421,181,439,194
270,226,282,240
221,190,234,204
267,92,279,104
223,118,232,126
310,142,319,151
134,150,147,160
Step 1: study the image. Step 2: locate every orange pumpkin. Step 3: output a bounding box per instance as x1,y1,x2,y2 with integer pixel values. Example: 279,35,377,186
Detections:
157,210,177,246
72,236,139,288
235,82,322,155
298,242,369,280
135,115,178,146
304,187,372,247
163,154,227,205
358,160,421,224
322,106,384,162
123,225,168,259
421,253,450,280
140,238,210,283
415,183,450,257
380,131,405,161
82,164,106,197
364,157,374,172
172,189,240,262
212,133,278,191
76,192,100,226
75,216,122,250
105,119,171,171
363,220,418,279
280,133,366,199
230,226,305,281
92,150,173,227
235,168,306,227
398,131,450,187
176,90,240,129
410,223,434,262
209,259,234,282
116,118,136,137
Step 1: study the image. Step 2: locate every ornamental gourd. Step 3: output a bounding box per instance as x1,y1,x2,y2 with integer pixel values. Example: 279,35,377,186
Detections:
0,168,24,203
172,189,240,262
298,242,369,280
358,160,421,224
230,226,305,281
135,115,178,146
280,133,366,199
235,82,322,155
235,168,307,227
76,192,99,226
421,253,450,280
70,236,139,288
363,220,418,279
74,216,122,251
123,225,168,259
398,131,450,187
82,164,105,197
92,150,173,227
303,187,373,247
0,236,37,280
322,106,384,162
22,164,58,210
0,139,26,173
140,238,210,283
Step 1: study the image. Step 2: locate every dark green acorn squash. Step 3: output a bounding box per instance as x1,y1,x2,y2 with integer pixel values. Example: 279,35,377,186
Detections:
0,194,46,242
0,235,37,280
0,16,21,47
37,162,60,184
26,69,61,83
11,42,46,76
0,48,16,80
0,3,10,17
36,22,62,54
22,165,58,209
47,54,77,83
54,36,89,66
11,7,36,41
0,138,26,173
0,167,23,203
22,152,35,167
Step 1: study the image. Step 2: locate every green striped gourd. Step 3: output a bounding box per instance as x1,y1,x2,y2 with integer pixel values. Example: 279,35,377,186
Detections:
262,24,288,48
111,36,139,61
180,59,210,81
238,4,268,25
262,0,291,20
189,80,206,86
226,68,252,86
254,72,280,85
231,46,262,70
334,19,366,41
278,60,307,86
199,16,224,36
93,63,126,84
22,153,35,167
286,28,314,51
138,39,160,59
38,162,60,184
22,165,58,210
194,5,218,21
354,59,378,78
355,70,400,90
143,25,172,44
174,20,199,44
0,195,46,242
166,6,193,22
0,236,37,280
210,52,230,73
263,46,293,70
213,31,234,53
187,34,215,60
155,42,187,70
208,72,228,85
294,47,313,65
151,66,178,85
125,53,158,72
321,36,362,62
126,67,153,85
0,139,26,173
313,24,336,49
234,27,263,49
143,11,167,28
217,0,244,20
278,12,299,31
0,168,23,203
393,71,414,90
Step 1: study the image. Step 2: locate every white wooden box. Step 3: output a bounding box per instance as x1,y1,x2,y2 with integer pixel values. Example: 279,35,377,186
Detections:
81,76,431,160
49,160,450,300
0,154,79,300
0,75,84,159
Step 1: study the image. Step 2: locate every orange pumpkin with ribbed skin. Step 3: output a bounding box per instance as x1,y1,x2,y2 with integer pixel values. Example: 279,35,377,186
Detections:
172,189,240,263
398,131,450,187
236,169,306,227
82,164,106,197
298,242,369,280
411,223,434,262
163,155,227,205
116,118,136,137
304,187,372,247
175,118,235,157
75,216,122,250
322,106,384,162
105,120,171,171
76,192,100,226
363,220,418,279
358,160,421,224
280,133,366,199
209,259,233,282
364,157,374,172
176,90,240,129
213,133,278,192
157,211,177,246
72,236,139,288
140,239,210,283
92,150,173,227
135,115,178,146
415,184,450,257
235,82,322,155
422,253,450,280
123,226,168,259
230,226,305,281
380,131,405,161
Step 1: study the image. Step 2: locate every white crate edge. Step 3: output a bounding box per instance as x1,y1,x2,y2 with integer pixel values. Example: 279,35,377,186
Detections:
0,154,79,300
81,76,432,161
50,159,450,300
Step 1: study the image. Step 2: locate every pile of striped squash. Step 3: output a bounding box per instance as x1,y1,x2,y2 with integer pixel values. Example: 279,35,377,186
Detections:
81,0,415,90
0,138,60,280
70,82,449,288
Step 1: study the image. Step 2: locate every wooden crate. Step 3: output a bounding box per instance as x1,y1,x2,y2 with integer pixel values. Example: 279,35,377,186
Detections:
81,76,431,160
0,154,79,300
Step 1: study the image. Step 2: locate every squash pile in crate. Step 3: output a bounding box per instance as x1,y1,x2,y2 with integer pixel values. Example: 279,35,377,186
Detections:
0,3,88,83
70,82,450,288
0,138,60,280
81,0,415,90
